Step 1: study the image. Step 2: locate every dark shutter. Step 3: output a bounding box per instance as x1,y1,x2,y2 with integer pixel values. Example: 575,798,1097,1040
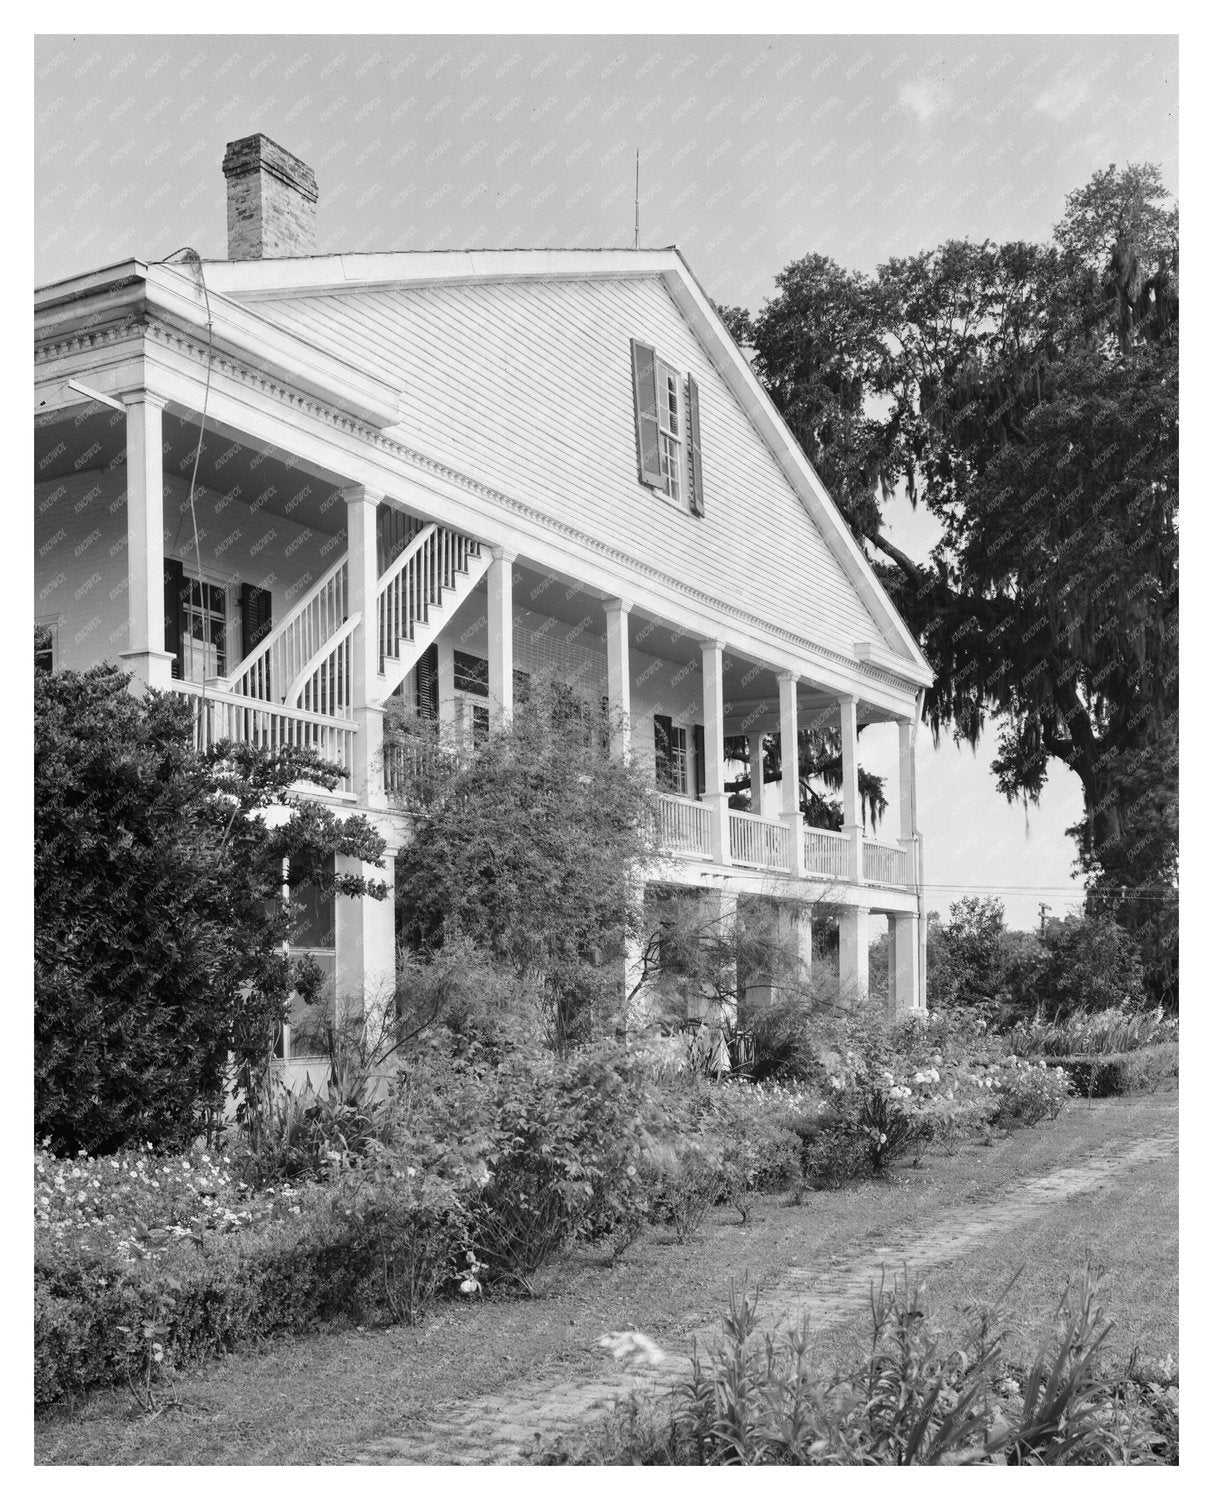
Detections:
514,668,532,705
416,643,439,721
693,722,706,799
631,339,663,487
241,584,273,657
163,557,185,680
654,713,673,788
686,373,705,516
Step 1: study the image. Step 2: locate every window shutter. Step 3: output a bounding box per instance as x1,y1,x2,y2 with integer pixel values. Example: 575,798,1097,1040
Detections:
416,643,439,720
686,373,705,516
631,339,663,487
163,557,185,680
693,722,706,799
654,713,674,787
241,584,273,657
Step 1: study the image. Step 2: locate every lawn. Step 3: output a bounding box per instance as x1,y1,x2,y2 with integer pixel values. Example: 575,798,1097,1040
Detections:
35,1089,1177,1466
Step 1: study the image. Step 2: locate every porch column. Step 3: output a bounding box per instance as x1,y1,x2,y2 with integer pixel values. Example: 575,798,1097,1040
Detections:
775,900,813,1001
839,695,864,885
335,851,397,1035
436,639,456,732
487,547,516,730
696,887,737,1074
604,598,632,760
898,718,919,886
117,391,174,690
747,733,766,815
891,911,922,1013
345,486,387,809
699,639,731,865
838,907,869,1004
779,672,806,875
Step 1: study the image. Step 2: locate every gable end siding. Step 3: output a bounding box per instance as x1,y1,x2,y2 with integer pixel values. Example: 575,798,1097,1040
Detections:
258,276,883,657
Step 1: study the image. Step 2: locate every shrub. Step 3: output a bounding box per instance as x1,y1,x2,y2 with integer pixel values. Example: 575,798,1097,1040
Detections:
990,1058,1073,1126
35,666,388,1154
1054,1044,1178,1099
1005,1006,1177,1059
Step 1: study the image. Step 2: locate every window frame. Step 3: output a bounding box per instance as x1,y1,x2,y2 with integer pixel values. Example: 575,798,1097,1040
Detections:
173,563,236,685
34,617,59,675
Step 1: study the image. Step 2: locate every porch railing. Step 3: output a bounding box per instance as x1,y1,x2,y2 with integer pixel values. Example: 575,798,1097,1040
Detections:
803,826,851,881
863,838,912,888
654,792,714,859
228,553,349,708
728,809,791,872
168,681,357,786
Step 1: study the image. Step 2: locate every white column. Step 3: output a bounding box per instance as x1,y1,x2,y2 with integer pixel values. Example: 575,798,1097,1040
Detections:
891,911,922,1013
839,695,864,885
117,391,174,690
604,598,632,760
776,901,813,1000
779,672,806,876
335,851,397,1035
839,907,869,1004
747,732,765,815
487,547,516,730
699,639,731,865
697,887,737,1074
345,486,387,809
436,638,456,732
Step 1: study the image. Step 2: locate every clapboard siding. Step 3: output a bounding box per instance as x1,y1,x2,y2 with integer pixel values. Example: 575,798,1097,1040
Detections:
258,276,881,656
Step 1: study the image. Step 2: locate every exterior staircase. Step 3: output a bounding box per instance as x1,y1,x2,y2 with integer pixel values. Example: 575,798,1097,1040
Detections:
220,508,488,716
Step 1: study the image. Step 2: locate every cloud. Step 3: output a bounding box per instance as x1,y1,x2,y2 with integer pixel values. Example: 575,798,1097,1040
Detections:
1032,75,1091,120
898,78,953,125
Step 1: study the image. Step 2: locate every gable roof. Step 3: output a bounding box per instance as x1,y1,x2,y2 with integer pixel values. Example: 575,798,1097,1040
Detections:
202,248,931,685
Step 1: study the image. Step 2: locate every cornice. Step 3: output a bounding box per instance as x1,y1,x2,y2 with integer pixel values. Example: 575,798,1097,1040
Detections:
37,312,920,697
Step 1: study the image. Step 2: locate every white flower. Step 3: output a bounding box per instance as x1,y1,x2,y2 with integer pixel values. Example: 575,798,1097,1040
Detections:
459,1277,480,1295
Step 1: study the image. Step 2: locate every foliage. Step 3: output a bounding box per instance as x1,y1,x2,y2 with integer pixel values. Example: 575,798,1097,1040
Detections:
1034,912,1148,1018
1051,1045,1178,1100
1004,1005,1176,1059
736,165,1178,1002
387,679,654,1047
35,666,387,1154
534,1262,1173,1465
927,897,1009,1009
471,1042,670,1290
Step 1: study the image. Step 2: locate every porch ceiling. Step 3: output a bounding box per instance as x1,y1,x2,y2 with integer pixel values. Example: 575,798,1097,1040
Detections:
34,405,351,535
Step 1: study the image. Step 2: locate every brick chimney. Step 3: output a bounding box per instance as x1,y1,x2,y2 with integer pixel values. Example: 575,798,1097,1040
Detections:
222,134,318,260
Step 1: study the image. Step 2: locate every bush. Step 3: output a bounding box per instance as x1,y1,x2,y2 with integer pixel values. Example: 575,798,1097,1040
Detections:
1055,1043,1178,1099
1005,1006,1177,1059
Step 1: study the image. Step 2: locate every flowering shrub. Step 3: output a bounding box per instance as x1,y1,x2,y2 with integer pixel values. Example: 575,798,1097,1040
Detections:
989,1057,1073,1125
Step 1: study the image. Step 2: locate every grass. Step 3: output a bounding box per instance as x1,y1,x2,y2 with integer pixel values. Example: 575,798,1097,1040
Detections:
35,1090,1177,1466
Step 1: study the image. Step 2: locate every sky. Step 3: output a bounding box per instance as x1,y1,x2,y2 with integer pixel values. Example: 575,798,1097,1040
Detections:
31,27,1180,931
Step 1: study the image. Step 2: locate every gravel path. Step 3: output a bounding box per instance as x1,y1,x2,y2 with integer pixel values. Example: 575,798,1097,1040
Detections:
356,1125,1178,1466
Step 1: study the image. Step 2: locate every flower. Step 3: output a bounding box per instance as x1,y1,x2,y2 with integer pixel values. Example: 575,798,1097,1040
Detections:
598,1331,667,1369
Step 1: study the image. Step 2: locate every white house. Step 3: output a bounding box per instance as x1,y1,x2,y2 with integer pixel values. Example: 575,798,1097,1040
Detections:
34,133,933,1064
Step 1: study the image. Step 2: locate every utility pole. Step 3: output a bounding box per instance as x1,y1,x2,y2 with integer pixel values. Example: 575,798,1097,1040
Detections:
1038,902,1050,940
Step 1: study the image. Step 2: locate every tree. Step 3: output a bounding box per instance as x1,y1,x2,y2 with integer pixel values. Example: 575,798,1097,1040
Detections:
725,726,887,830
927,897,1009,1009
35,666,387,1154
738,165,1178,1000
1034,912,1146,1019
387,681,654,1049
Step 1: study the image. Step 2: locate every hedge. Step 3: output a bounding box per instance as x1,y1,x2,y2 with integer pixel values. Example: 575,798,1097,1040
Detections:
1054,1042,1179,1099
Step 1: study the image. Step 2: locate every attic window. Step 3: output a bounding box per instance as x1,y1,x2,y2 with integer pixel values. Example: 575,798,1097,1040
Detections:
630,339,705,516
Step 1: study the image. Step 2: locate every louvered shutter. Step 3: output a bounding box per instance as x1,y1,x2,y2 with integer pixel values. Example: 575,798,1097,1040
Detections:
416,643,439,721
631,339,663,486
654,713,674,788
693,723,706,799
686,373,705,516
241,584,273,657
163,557,186,680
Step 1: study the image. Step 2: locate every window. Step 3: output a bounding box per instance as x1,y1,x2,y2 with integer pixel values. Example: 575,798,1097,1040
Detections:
34,620,57,674
164,559,230,684
631,339,705,516
453,650,489,696
654,713,689,795
181,578,228,683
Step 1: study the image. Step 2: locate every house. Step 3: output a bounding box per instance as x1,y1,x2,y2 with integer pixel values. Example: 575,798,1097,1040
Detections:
34,133,933,1073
